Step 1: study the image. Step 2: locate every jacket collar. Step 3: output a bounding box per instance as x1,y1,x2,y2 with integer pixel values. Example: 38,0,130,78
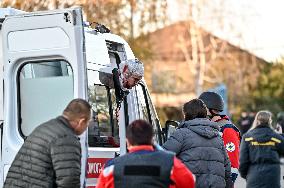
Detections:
214,116,232,127
181,118,219,129
128,145,154,153
182,118,211,125
256,123,270,129
215,115,230,122
56,116,76,135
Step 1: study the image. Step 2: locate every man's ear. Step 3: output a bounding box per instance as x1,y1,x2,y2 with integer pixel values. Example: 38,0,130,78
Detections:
211,109,219,114
269,118,273,125
126,138,132,148
206,108,211,116
78,118,86,127
122,65,128,73
122,66,130,80
211,115,221,122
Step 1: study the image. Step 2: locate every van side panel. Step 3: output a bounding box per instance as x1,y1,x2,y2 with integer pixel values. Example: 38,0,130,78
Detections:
0,32,3,123
0,28,3,186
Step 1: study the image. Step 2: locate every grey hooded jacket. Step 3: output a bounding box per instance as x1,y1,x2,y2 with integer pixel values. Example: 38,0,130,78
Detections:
163,118,231,188
4,116,81,188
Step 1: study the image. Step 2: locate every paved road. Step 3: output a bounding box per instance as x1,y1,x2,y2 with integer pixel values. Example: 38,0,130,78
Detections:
235,163,284,188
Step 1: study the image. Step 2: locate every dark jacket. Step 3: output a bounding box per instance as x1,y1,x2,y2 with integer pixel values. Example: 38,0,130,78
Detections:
4,116,82,188
239,125,284,188
113,149,174,188
163,118,231,188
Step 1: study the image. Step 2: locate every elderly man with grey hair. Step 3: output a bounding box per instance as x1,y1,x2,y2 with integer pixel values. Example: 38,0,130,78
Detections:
119,58,144,90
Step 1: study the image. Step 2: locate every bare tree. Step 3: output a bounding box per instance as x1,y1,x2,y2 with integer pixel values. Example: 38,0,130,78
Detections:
175,0,229,95
174,0,258,101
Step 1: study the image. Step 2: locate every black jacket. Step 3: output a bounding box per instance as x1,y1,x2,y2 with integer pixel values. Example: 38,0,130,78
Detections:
108,150,174,188
239,125,284,188
163,118,231,188
4,116,82,188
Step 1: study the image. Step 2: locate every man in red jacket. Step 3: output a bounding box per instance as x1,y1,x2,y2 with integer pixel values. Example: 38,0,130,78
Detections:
199,91,241,186
96,119,195,188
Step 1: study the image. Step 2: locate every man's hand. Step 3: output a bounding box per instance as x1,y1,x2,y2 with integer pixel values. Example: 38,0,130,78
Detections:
211,115,222,122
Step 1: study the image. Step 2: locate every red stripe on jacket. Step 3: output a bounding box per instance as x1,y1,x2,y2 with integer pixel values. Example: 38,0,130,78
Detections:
216,116,240,169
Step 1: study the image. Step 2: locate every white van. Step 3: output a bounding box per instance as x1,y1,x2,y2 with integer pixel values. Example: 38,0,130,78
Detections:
0,7,164,187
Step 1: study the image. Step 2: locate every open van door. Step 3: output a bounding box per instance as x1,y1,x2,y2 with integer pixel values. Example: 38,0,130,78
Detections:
0,25,3,186
1,8,87,187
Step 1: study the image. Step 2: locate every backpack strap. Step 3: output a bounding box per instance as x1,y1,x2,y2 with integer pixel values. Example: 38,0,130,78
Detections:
220,123,240,133
220,123,241,140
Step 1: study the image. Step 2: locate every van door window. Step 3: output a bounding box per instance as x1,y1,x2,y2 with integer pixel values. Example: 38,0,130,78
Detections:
146,90,163,144
87,69,119,147
135,84,162,144
18,60,73,137
135,84,151,122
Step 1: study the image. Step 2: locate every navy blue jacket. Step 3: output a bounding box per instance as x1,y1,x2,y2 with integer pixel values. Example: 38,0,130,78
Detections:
239,124,284,188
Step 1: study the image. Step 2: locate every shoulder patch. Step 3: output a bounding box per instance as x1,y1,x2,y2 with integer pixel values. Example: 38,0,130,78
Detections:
245,137,253,141
271,137,281,143
225,142,236,152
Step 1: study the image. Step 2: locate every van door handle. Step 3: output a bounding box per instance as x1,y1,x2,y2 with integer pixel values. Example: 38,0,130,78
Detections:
115,151,120,157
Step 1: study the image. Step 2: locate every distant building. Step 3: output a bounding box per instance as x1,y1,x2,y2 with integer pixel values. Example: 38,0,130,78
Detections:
143,21,268,109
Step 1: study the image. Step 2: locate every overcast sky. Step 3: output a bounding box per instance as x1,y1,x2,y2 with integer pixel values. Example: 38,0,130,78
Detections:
167,0,284,62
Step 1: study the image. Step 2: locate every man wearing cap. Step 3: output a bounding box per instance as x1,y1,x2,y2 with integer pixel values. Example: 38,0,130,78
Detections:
199,92,241,187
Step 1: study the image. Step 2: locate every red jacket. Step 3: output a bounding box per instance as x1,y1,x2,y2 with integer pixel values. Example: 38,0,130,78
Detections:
96,145,195,188
216,116,241,175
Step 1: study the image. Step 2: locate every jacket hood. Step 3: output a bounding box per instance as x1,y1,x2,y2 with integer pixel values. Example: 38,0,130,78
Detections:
180,118,220,138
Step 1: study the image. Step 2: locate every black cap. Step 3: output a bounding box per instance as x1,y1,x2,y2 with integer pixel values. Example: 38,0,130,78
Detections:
199,91,224,112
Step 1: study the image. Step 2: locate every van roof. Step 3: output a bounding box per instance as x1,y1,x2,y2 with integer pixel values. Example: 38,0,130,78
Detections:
0,8,25,29
0,8,25,19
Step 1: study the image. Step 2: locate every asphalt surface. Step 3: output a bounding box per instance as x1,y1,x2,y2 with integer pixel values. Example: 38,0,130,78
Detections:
235,162,284,188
